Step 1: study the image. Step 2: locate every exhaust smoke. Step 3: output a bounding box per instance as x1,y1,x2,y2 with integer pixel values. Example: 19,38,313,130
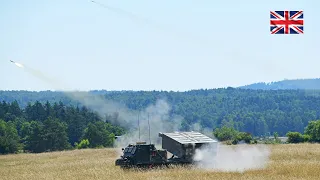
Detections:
193,143,271,172
14,62,24,68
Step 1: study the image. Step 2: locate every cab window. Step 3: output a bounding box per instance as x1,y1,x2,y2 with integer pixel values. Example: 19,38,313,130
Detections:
131,146,136,154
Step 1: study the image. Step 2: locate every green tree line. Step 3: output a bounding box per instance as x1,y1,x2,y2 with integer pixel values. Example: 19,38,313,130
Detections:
0,100,125,154
286,120,320,143
1,89,320,136
214,120,320,144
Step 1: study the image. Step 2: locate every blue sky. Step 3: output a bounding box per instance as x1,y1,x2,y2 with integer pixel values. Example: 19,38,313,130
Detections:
1,0,318,91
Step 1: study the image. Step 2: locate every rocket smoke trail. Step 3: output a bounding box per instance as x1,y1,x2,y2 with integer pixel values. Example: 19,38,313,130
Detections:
89,0,215,48
9,60,184,146
11,60,64,89
91,0,153,26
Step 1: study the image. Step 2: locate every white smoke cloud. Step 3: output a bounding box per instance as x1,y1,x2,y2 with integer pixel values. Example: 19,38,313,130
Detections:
114,99,184,148
193,143,271,172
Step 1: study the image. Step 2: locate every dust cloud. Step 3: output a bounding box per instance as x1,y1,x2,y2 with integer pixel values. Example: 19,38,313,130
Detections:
193,143,271,172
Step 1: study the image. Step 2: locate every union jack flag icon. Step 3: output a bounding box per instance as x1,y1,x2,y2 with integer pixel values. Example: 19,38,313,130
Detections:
270,11,304,34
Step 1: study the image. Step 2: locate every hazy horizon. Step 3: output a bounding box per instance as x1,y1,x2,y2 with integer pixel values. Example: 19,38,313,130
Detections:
1,77,320,92
1,0,319,91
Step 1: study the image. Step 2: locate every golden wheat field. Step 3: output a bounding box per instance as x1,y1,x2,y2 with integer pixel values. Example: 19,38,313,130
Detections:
0,144,320,180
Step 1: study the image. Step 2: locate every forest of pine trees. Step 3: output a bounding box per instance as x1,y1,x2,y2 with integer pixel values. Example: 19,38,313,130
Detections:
0,100,124,154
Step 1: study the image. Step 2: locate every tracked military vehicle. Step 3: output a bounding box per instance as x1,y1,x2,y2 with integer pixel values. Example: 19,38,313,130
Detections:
115,131,218,169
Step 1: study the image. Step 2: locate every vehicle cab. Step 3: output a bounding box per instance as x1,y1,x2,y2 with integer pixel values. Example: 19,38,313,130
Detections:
115,142,168,168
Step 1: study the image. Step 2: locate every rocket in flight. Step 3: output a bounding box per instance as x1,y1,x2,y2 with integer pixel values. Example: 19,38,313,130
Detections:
10,60,24,68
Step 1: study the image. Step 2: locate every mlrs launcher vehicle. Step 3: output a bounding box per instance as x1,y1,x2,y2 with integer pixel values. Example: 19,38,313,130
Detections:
115,131,218,168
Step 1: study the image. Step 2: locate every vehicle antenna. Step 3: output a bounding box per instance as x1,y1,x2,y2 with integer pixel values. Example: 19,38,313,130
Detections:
148,113,151,144
138,111,140,141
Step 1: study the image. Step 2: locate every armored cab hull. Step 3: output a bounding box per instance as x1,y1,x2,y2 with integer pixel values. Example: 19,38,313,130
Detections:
115,142,168,168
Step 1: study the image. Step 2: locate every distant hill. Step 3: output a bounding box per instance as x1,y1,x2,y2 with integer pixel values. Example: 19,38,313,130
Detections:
239,78,320,90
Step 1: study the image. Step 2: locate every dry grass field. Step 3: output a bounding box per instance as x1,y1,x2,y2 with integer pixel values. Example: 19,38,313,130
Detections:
1,143,320,180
